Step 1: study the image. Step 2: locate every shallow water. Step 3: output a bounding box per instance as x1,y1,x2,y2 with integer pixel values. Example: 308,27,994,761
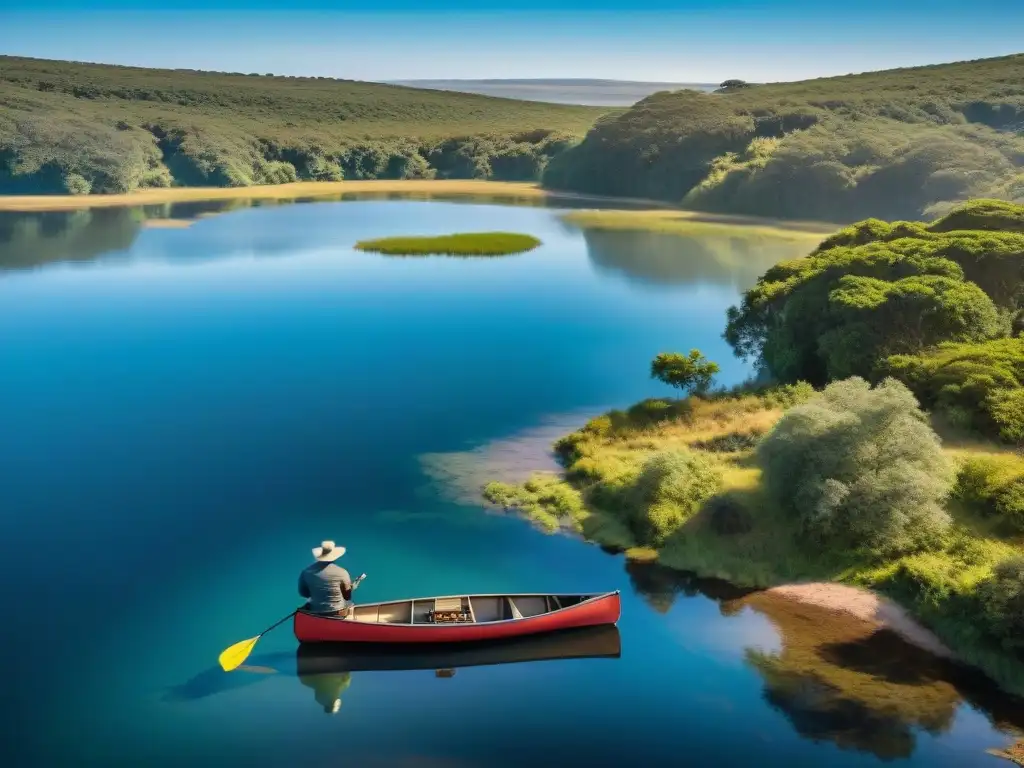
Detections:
0,198,1020,767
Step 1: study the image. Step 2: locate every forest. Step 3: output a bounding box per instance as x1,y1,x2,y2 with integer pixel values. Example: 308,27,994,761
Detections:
544,54,1024,222
0,56,609,195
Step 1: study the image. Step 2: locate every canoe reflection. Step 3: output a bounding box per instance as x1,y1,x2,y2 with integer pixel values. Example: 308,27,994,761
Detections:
294,625,620,715
295,624,622,675
167,625,620,707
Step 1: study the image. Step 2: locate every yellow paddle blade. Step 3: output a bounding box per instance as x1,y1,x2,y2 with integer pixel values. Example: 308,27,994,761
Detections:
218,635,261,672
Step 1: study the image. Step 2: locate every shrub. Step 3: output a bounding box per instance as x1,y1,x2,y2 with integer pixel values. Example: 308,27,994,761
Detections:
978,556,1024,651
623,450,722,546
756,377,954,557
953,454,1024,531
883,338,1024,444
994,478,1024,532
706,495,754,535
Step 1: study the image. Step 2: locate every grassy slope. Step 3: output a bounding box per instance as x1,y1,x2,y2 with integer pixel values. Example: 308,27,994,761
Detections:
0,56,612,194
544,53,1024,222
484,393,1024,693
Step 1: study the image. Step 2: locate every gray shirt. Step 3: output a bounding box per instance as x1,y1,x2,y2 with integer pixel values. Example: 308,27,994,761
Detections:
298,562,353,614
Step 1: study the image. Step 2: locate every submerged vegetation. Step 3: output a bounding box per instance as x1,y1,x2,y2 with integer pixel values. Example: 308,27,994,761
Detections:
544,54,1024,222
485,198,1024,693
0,56,609,195
353,232,541,256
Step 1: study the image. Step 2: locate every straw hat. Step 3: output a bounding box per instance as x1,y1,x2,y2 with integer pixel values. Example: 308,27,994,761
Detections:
312,540,346,562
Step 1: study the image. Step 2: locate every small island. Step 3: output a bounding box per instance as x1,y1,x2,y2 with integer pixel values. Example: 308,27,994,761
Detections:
353,232,542,257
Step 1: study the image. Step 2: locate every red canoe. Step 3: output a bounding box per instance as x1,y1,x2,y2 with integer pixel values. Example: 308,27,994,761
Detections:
293,591,620,644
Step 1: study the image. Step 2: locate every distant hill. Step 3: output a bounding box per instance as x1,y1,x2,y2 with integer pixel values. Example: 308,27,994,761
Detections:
0,56,613,195
544,53,1024,222
386,79,717,106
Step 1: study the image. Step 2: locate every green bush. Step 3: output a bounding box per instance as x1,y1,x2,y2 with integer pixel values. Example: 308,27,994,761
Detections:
756,377,954,557
882,337,1024,444
623,450,722,546
978,556,1024,651
706,494,754,535
727,201,1023,388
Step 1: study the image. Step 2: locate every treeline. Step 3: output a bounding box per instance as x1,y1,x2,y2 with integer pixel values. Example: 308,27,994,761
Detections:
0,56,608,195
544,54,1024,222
725,199,1024,445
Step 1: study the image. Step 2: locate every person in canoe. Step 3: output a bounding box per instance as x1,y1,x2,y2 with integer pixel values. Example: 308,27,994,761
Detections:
299,540,358,618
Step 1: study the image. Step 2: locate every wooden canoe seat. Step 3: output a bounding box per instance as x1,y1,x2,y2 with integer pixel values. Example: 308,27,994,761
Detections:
434,597,463,612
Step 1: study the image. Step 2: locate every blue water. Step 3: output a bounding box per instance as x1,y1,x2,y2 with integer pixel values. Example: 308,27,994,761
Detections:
0,199,1019,767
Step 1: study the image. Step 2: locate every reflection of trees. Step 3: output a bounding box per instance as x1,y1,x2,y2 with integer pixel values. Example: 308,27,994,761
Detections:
576,226,810,292
624,559,752,615
624,559,1024,761
0,208,142,271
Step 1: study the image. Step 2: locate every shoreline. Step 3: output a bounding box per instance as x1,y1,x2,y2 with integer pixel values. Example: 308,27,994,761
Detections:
0,180,549,212
762,582,953,658
0,181,841,237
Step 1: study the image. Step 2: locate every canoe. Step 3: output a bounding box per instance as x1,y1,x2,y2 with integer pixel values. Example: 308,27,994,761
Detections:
293,591,620,644
295,625,621,674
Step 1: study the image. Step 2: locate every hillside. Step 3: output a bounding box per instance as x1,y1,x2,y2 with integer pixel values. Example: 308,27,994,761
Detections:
0,56,612,195
385,79,717,106
544,54,1024,223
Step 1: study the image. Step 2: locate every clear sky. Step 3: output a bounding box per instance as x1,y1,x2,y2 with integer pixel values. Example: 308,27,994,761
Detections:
3,0,1023,83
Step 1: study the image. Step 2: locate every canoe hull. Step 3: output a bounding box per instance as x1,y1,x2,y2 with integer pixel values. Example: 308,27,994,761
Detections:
293,591,620,644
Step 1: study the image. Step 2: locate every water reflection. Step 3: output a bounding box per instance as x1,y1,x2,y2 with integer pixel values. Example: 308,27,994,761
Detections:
167,625,621,715
624,560,1024,761
573,226,811,291
0,194,794,288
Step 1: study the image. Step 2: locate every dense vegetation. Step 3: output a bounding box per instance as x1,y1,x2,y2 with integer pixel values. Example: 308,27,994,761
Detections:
485,370,1024,694
485,197,1024,693
0,56,610,195
353,232,541,256
725,199,1024,444
544,54,1024,222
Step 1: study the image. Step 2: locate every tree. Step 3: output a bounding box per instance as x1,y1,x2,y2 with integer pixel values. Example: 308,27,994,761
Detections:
650,350,719,397
719,79,752,90
756,377,954,557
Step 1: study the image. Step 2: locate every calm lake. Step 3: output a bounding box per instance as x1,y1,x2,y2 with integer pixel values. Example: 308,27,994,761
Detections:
1,198,1021,767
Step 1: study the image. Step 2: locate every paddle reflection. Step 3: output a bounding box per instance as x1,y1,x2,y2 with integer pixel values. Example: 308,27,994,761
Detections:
167,625,621,714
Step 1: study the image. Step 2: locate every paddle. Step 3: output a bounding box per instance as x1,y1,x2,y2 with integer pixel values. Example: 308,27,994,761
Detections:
218,573,367,672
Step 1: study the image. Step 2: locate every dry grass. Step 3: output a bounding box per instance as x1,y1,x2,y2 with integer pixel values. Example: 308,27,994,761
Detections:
560,208,839,240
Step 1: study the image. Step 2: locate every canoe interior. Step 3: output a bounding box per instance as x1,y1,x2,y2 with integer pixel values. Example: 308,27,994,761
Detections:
342,593,603,627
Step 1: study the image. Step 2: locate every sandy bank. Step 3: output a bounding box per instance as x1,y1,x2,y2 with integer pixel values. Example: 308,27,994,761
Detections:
764,582,953,658
0,180,550,212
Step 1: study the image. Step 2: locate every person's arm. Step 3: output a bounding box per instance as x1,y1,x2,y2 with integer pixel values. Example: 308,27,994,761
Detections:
298,572,311,599
339,569,353,601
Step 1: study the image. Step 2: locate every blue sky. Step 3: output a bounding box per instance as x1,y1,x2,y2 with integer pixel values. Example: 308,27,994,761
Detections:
3,1,1023,82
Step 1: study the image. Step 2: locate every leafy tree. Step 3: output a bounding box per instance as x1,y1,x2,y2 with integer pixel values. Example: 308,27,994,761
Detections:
719,79,751,90
650,350,720,397
725,203,1021,386
756,377,954,557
